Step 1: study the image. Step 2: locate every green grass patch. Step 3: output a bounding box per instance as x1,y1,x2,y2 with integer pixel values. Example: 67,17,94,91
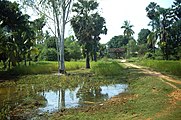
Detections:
65,61,85,70
136,60,181,78
0,61,88,76
91,61,124,76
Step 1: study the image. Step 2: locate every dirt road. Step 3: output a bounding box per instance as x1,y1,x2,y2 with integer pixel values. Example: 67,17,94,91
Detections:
123,62,181,89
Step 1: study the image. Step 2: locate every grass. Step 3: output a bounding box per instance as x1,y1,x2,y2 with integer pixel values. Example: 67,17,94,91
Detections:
65,61,85,70
0,61,87,76
136,60,181,78
91,61,124,76
0,60,180,119
50,66,180,120
0,60,123,77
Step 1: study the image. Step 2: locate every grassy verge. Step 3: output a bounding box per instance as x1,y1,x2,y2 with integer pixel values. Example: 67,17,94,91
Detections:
0,61,87,77
136,60,181,78
50,66,180,120
91,61,124,76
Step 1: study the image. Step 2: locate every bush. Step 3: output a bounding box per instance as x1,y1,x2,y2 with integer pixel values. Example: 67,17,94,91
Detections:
144,52,155,59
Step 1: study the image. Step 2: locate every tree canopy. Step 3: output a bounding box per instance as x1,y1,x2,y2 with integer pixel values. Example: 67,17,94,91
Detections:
137,29,151,45
107,35,129,49
146,0,181,60
121,20,134,38
0,0,45,68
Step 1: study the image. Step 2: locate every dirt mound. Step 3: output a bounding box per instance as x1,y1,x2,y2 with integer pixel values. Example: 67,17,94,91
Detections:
169,90,181,103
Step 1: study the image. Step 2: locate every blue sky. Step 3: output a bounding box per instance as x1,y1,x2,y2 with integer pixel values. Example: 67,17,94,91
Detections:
98,0,174,43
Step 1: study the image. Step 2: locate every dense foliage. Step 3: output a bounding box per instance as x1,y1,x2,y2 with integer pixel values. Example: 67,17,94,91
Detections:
0,0,45,69
71,0,107,68
145,0,181,60
107,35,129,48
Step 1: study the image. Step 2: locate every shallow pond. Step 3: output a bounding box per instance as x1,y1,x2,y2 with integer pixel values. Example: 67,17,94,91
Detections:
39,84,127,113
0,74,128,116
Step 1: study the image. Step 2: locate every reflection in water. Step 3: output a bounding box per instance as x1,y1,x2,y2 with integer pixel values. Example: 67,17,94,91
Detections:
38,84,127,113
0,74,128,115
39,88,80,113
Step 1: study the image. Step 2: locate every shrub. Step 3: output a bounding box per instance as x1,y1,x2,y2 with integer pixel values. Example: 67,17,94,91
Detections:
144,52,155,59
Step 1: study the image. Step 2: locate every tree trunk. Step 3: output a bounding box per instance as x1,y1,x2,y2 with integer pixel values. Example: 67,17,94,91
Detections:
93,47,97,62
52,1,61,73
86,50,90,69
59,6,66,74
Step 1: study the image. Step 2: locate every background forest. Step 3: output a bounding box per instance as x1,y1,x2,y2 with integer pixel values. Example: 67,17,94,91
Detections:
0,0,180,70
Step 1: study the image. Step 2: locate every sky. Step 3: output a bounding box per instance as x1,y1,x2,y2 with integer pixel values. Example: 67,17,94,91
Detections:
97,0,174,44
11,0,175,44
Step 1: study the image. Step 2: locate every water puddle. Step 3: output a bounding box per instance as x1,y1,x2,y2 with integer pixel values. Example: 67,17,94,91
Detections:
0,74,128,116
39,84,127,113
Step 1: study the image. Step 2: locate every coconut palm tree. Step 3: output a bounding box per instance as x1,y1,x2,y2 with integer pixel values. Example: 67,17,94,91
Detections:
121,20,134,38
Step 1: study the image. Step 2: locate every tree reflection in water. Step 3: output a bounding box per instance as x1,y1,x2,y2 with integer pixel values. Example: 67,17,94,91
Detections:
0,75,127,114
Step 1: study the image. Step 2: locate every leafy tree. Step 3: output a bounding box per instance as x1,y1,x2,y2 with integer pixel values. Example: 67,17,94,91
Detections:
71,0,107,68
40,35,82,61
138,44,148,56
0,0,22,68
166,0,181,59
126,39,138,58
146,2,160,32
45,36,57,49
0,27,8,69
146,1,181,60
0,0,45,68
171,0,181,21
39,34,58,61
137,29,151,45
45,48,57,61
64,36,82,61
107,35,129,48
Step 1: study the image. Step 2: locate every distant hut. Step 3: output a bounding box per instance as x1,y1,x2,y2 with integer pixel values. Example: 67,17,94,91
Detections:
108,48,126,59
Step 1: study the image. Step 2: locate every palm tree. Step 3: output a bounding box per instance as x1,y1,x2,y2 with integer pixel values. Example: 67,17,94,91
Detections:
121,20,134,38
71,0,106,68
